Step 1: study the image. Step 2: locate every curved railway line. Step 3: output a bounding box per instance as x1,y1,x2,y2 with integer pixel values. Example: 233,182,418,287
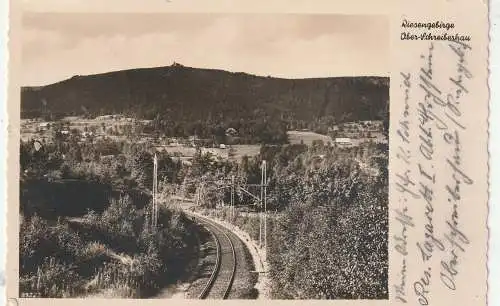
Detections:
191,214,238,299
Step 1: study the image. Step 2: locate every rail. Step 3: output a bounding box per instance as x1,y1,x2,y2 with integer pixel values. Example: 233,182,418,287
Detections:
193,214,237,299
198,226,221,299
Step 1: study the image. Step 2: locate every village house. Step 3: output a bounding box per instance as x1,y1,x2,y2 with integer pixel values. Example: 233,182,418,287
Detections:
335,137,353,147
38,122,51,131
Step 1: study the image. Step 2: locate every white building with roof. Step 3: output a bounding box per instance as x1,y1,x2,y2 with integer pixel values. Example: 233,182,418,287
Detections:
335,137,353,147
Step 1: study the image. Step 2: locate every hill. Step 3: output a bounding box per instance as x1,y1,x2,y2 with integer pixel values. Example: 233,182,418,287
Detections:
21,63,389,142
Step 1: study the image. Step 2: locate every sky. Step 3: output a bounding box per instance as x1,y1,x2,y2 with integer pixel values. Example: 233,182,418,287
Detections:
22,13,389,86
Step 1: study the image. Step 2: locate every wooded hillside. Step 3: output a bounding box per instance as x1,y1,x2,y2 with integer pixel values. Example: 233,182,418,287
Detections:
21,64,389,128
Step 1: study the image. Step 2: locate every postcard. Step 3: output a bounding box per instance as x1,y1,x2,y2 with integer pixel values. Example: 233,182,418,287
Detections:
4,0,489,305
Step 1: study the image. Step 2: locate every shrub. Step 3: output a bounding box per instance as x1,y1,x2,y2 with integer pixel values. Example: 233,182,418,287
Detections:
20,257,83,298
20,215,83,274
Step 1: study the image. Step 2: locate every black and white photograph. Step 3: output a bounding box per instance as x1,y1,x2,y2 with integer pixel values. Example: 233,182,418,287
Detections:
19,13,389,300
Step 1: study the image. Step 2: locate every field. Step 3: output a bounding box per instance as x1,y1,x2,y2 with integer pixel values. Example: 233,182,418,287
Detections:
287,130,333,146
227,145,261,160
155,145,197,157
287,130,387,146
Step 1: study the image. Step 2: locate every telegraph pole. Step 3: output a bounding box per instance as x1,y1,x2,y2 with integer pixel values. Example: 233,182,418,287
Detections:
258,160,268,249
152,153,158,231
200,182,205,207
230,175,235,220
259,162,264,247
263,160,267,253
195,184,200,207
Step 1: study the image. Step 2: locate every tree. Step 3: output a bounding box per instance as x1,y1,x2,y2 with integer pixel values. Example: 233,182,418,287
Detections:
20,141,33,173
130,151,154,190
68,145,83,163
157,153,181,184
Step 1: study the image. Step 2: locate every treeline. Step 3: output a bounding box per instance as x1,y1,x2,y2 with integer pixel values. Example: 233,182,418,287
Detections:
145,112,289,144
20,137,183,189
20,137,183,218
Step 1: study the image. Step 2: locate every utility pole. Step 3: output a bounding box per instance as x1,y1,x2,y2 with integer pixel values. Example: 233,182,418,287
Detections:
259,160,267,249
195,184,199,207
152,153,158,231
263,160,267,253
259,162,263,248
230,175,234,220
200,182,205,207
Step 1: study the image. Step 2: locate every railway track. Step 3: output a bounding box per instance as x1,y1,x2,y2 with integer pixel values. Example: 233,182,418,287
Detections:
192,214,237,300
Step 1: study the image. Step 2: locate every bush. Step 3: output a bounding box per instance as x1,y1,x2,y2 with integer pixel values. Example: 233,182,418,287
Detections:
20,257,84,298
20,215,83,274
